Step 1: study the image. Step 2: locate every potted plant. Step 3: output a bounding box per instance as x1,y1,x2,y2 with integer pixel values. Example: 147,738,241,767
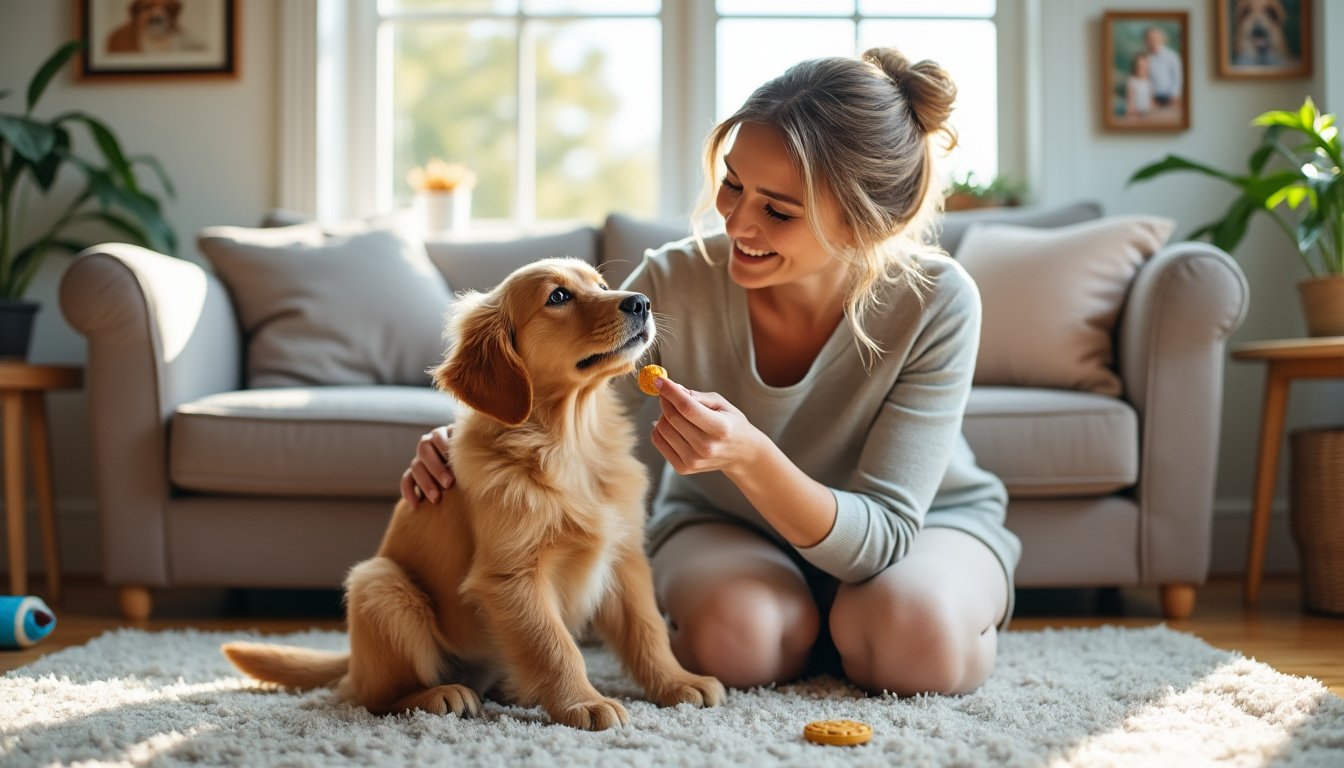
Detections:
944,172,1026,211
1129,96,1343,336
0,41,176,358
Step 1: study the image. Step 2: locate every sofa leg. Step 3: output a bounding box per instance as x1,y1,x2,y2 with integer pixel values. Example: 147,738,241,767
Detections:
1160,584,1196,619
118,586,153,620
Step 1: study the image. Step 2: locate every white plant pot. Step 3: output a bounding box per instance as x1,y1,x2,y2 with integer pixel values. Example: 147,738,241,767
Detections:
415,189,472,237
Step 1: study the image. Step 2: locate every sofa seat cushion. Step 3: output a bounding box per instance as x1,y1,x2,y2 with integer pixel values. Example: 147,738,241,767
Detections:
170,387,457,498
963,386,1137,497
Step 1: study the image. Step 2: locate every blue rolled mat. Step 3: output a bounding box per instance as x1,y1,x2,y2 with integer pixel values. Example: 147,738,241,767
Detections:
0,595,56,649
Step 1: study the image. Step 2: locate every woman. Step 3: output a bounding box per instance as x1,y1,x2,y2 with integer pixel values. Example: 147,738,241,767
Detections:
402,48,1020,697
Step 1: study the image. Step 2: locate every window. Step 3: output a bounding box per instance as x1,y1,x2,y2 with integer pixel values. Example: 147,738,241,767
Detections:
341,0,999,227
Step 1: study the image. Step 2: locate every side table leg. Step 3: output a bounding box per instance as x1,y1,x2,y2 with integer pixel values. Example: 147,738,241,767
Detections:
26,392,61,603
1245,365,1290,607
3,392,25,596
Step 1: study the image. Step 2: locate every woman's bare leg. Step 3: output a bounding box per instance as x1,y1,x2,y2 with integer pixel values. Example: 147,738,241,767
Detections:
651,523,819,689
828,527,1009,696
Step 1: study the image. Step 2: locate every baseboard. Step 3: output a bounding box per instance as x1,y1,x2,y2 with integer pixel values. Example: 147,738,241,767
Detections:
0,499,101,579
1209,499,1299,577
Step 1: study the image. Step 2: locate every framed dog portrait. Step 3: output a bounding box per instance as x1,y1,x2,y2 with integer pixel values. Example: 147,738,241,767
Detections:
1215,0,1311,79
74,0,239,80
1102,11,1190,132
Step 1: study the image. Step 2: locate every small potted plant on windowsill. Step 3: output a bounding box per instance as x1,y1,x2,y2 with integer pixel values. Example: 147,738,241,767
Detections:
943,172,1025,212
1129,96,1342,336
0,41,176,359
408,158,477,238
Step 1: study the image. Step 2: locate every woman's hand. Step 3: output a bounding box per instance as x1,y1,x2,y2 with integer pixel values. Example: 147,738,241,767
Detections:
650,376,766,479
400,425,456,506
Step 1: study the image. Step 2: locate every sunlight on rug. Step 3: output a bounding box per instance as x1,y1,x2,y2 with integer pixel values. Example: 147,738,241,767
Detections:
2,625,1341,767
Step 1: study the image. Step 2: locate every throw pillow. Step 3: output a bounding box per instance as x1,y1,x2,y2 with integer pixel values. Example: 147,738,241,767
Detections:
954,215,1175,397
198,224,453,388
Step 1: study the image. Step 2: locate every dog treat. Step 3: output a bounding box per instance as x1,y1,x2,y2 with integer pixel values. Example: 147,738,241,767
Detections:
803,719,873,747
638,364,668,396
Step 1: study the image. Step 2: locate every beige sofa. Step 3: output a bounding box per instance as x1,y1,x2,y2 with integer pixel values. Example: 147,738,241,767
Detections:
60,203,1248,620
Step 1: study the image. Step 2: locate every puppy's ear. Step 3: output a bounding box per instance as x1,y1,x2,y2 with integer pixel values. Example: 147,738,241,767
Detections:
433,292,532,426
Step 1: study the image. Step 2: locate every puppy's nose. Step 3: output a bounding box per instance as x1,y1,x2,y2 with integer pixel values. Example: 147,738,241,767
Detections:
620,294,650,318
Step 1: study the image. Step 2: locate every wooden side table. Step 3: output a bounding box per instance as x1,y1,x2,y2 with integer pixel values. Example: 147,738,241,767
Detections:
1231,337,1344,607
0,363,82,602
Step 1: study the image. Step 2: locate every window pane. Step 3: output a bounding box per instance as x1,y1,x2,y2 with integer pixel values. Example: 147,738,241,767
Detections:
390,21,517,219
717,0,853,16
525,0,659,14
858,0,994,17
859,19,997,181
533,19,660,222
716,19,854,120
381,0,519,14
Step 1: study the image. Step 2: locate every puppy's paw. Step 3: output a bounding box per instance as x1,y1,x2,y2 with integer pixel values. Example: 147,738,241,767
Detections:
553,696,630,731
403,684,482,717
652,673,727,708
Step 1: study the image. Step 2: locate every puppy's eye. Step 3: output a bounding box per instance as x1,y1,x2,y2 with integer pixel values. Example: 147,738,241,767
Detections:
599,283,609,291
547,288,572,305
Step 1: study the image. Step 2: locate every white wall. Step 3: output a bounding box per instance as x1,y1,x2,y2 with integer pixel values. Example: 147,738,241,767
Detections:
0,0,1337,579
0,1,278,575
1031,0,1344,574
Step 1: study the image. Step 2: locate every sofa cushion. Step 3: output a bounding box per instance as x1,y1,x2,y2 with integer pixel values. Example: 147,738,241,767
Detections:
198,225,452,388
600,213,692,288
170,387,457,498
955,215,1174,397
426,226,599,294
938,200,1102,255
962,386,1138,497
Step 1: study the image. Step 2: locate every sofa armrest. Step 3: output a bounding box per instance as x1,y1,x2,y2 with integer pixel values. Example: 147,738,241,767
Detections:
59,244,243,586
1117,242,1249,585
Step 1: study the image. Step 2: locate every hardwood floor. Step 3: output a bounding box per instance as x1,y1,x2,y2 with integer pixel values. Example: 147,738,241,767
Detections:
3,575,1341,697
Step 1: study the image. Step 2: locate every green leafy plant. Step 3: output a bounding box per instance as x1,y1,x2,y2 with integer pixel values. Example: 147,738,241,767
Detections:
1128,96,1342,277
0,41,176,300
945,171,1025,210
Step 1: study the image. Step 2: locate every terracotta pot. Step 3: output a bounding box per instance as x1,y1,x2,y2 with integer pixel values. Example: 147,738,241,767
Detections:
1297,276,1344,337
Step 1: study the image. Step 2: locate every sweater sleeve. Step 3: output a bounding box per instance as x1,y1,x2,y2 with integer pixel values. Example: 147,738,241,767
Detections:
794,266,983,582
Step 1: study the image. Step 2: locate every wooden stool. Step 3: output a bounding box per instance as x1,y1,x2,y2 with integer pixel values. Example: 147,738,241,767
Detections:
0,363,82,602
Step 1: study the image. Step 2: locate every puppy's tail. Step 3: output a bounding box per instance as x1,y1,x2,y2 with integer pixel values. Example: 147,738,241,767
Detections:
221,642,349,690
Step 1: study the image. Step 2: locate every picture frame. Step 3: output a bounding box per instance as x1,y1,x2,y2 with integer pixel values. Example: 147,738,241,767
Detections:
74,0,239,81
1214,0,1311,79
1102,11,1190,132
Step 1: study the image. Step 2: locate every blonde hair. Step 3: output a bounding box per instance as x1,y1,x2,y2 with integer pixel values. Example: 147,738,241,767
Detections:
692,47,958,365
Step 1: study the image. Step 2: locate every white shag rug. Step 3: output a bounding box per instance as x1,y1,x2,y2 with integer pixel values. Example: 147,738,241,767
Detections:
2,625,1342,767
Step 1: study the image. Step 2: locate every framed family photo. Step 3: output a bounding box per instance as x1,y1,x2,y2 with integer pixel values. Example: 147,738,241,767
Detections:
74,0,239,81
1215,0,1311,79
1102,11,1189,132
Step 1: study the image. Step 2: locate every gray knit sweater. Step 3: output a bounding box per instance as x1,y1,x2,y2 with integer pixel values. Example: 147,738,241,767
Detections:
617,234,1020,596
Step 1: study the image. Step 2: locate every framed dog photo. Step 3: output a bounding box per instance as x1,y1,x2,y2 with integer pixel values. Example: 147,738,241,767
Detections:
1215,0,1311,79
75,0,240,81
1102,11,1190,132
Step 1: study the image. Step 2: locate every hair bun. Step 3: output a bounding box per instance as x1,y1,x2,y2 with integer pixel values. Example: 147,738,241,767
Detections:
862,47,956,142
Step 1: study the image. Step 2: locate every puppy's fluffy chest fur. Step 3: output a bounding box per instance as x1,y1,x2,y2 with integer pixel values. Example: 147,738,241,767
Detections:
450,390,648,625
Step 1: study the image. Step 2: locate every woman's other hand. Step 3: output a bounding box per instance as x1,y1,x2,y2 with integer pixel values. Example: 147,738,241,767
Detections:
400,425,455,506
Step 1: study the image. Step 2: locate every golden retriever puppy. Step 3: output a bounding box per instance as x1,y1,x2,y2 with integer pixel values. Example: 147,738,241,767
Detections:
1232,0,1292,67
222,258,724,730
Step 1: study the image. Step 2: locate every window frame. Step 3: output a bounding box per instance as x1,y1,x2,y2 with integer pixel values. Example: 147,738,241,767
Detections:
299,0,1024,227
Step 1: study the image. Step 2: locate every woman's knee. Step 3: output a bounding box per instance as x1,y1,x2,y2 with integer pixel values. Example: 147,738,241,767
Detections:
672,578,819,689
831,582,989,696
